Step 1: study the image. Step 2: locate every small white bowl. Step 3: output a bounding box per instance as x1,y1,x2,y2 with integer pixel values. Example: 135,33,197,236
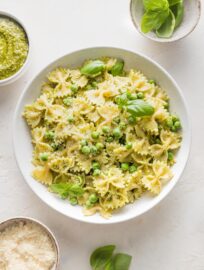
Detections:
0,11,31,86
13,47,191,224
0,217,59,269
130,0,201,42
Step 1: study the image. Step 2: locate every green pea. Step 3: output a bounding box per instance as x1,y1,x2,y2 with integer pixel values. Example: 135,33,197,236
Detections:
113,127,122,139
149,79,156,85
174,121,181,129
70,197,78,206
63,97,72,106
40,153,48,161
91,81,98,88
89,194,98,204
126,142,132,149
45,131,54,140
67,116,74,123
70,84,79,93
128,116,137,125
129,165,137,173
166,118,173,128
86,200,93,208
102,126,110,134
107,136,114,143
93,169,101,176
92,161,100,170
81,60,105,77
130,93,137,100
137,92,144,99
121,163,129,171
81,139,88,146
168,151,174,161
90,145,98,155
96,142,104,151
81,146,91,155
91,131,100,139
119,122,127,130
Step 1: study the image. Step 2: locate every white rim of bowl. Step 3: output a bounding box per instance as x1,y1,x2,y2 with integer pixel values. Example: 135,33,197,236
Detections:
13,46,191,224
0,10,31,84
129,0,201,43
0,216,60,268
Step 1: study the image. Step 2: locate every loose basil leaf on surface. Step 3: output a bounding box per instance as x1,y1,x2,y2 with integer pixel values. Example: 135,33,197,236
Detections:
171,2,184,29
168,0,183,6
143,0,169,11
141,9,169,33
110,60,124,76
104,260,114,270
113,253,132,270
156,10,176,38
126,99,155,117
90,245,116,270
80,60,105,77
50,183,84,199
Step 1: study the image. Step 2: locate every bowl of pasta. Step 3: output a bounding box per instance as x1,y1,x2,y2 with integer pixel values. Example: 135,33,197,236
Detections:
13,47,190,224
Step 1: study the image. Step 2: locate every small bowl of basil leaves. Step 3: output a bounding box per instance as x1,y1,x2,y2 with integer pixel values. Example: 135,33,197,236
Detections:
130,0,201,42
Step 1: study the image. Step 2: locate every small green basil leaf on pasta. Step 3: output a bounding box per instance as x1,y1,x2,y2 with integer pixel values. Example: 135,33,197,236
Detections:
112,253,132,270
110,60,124,76
141,9,169,33
90,245,116,270
126,99,155,117
80,60,105,77
50,183,84,199
156,10,176,38
143,0,169,11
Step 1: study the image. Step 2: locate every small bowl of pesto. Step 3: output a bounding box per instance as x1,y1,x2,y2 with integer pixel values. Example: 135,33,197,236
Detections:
130,0,201,42
0,11,30,86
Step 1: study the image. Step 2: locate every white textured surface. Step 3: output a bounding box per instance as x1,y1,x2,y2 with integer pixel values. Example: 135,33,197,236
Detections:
0,0,203,269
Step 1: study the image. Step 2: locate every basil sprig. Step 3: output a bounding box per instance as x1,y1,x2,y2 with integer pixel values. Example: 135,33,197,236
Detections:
141,0,184,38
50,183,84,199
126,99,155,117
90,245,132,270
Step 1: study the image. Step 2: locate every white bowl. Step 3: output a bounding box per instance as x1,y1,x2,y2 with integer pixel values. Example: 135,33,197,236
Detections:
13,47,191,224
0,11,31,86
130,0,201,42
0,217,60,269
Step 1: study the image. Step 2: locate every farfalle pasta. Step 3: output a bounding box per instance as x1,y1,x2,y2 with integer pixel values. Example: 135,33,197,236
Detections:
23,57,182,218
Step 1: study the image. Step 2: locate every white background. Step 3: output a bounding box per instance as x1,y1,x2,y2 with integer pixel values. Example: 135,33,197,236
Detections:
0,1,204,269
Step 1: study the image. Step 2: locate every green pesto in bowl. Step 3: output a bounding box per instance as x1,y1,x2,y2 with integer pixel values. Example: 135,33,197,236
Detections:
0,16,29,80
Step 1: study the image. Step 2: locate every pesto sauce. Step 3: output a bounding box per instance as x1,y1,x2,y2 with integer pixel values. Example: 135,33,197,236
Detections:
0,17,29,80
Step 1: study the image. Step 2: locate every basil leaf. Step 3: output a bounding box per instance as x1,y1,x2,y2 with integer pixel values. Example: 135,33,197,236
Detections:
90,245,116,270
143,0,169,11
104,259,114,270
110,60,124,76
156,10,176,38
168,0,183,6
113,253,132,270
126,99,155,117
69,184,84,196
81,60,105,77
50,183,84,199
171,2,184,28
141,9,169,33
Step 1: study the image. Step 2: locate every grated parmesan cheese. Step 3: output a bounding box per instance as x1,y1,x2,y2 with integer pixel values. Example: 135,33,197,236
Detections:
0,220,57,270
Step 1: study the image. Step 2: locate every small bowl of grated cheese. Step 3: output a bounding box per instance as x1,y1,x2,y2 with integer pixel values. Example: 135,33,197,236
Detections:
0,217,59,270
